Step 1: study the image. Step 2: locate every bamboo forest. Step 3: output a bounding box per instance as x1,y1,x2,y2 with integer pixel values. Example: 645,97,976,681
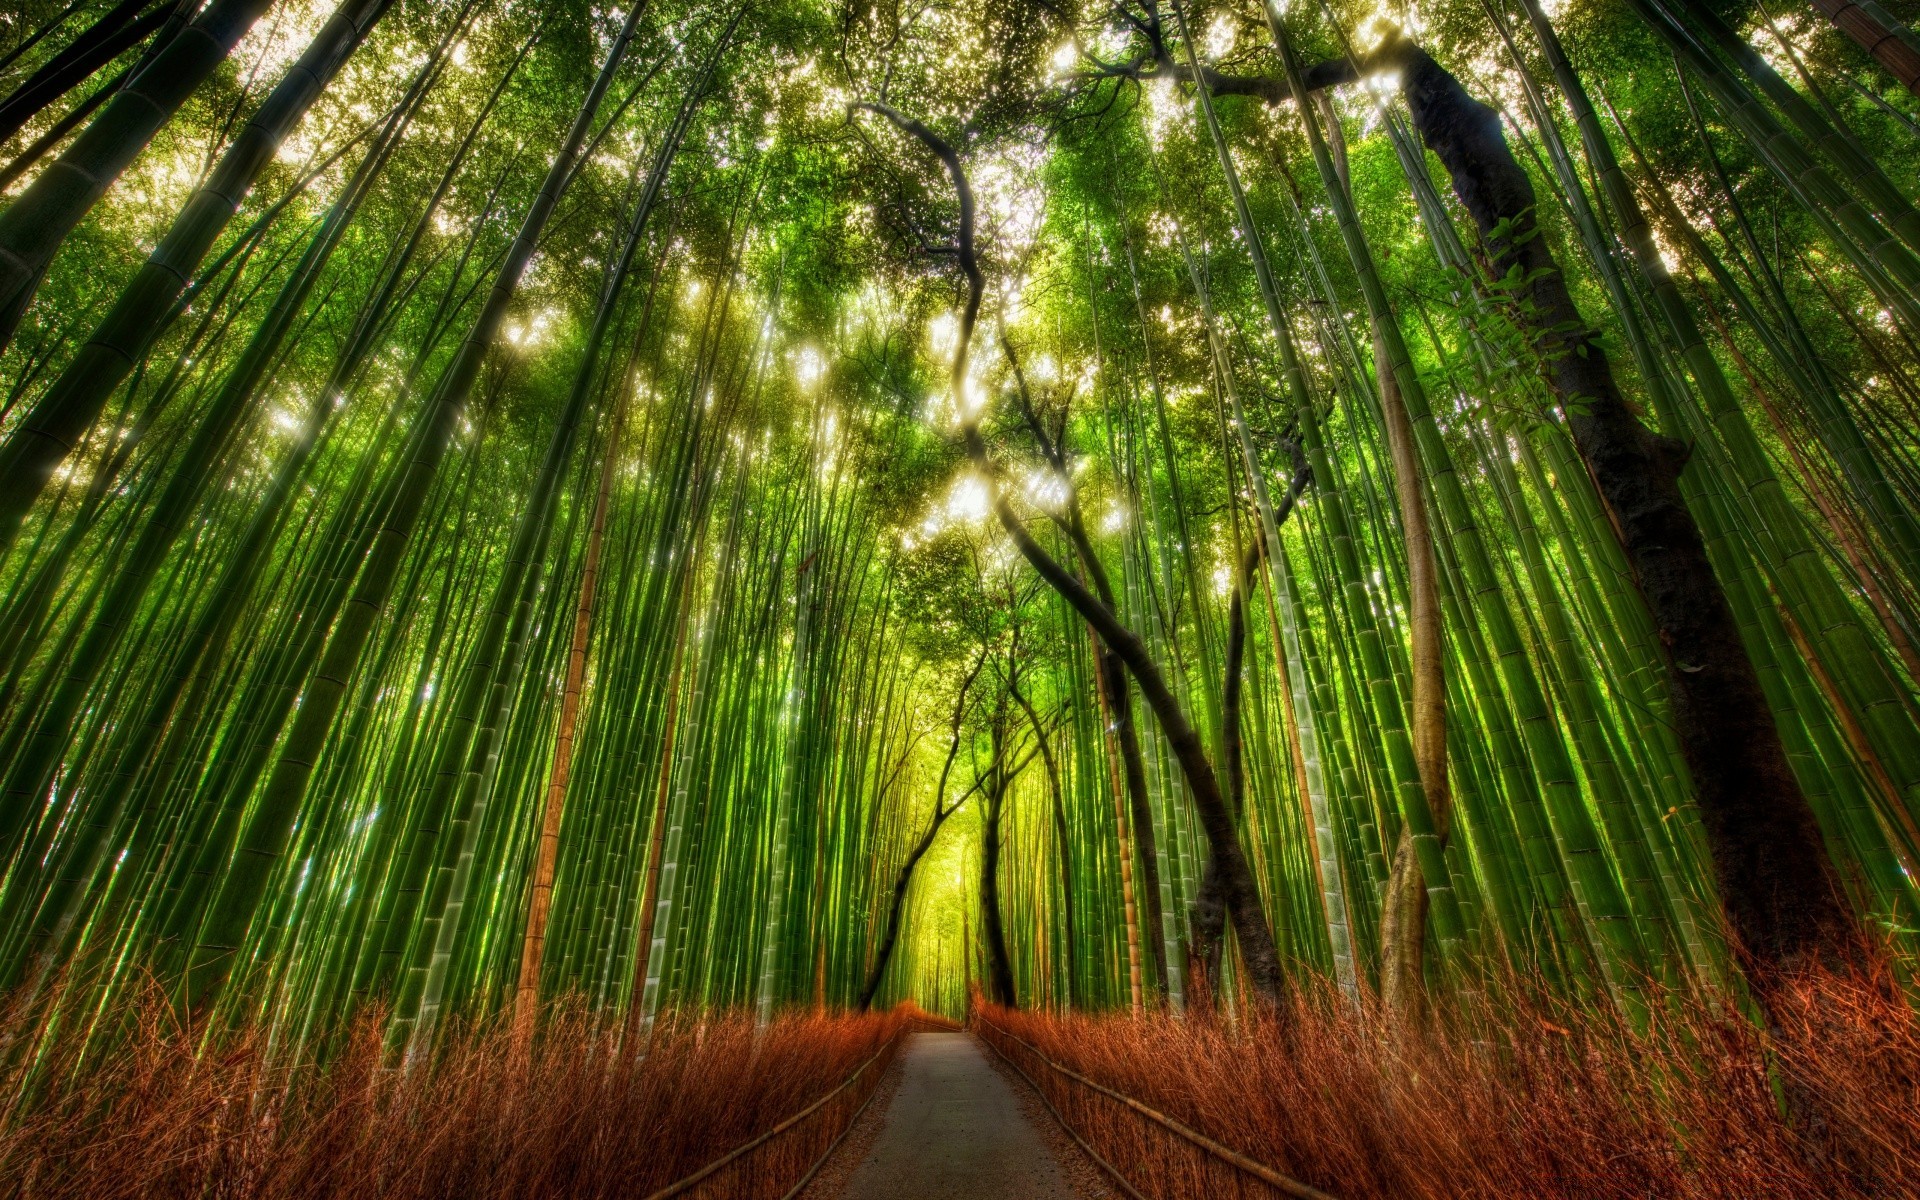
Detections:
1,0,1920,1194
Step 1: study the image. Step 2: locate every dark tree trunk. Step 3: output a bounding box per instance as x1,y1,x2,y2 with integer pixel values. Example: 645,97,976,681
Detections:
859,644,985,1011
1334,37,1858,991
969,438,1285,1000
1004,330,1170,1003
860,99,1287,1004
1190,538,1263,1001
981,733,1019,1008
1100,645,1169,999
860,808,952,1011
1191,455,1310,1007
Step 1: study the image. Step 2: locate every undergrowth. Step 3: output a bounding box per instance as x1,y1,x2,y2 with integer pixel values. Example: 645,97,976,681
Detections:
979,966,1920,1199
0,982,916,1199
6,964,1914,1198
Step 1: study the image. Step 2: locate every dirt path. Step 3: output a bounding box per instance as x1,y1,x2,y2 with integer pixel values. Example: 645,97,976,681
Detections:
834,1031,1095,1199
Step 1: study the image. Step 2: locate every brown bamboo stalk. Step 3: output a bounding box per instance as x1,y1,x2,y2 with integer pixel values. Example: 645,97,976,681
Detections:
513,395,629,1048
1374,331,1449,1025
1320,93,1447,1020
1806,0,1920,97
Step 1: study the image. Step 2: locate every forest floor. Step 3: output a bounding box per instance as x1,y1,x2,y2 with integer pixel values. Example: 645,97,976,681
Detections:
811,1031,1110,1199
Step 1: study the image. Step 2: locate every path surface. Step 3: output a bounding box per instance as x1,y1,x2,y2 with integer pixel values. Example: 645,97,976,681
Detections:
837,1031,1083,1199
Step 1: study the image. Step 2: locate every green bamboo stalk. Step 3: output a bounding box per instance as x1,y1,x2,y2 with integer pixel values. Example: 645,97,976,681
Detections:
0,0,400,551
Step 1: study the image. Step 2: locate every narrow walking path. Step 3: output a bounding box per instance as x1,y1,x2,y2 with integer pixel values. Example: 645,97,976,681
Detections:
837,1031,1085,1199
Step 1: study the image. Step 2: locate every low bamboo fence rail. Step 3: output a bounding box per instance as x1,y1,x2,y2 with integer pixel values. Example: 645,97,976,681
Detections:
974,1015,1340,1200
642,1013,952,1200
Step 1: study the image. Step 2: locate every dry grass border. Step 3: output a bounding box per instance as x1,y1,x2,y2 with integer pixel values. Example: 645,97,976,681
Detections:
977,967,1920,1199
0,984,936,1199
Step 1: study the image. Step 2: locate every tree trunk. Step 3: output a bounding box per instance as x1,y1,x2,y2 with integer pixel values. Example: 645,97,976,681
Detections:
861,802,955,1011
1194,449,1316,1006
1316,89,1450,1020
1192,537,1265,1004
1108,656,1168,1001
857,99,1287,1004
981,706,1019,1008
1372,331,1449,1022
1003,326,1169,1004
1364,37,1858,990
859,649,984,1010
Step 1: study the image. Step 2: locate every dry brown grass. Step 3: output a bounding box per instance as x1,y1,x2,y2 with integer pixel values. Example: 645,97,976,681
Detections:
979,968,1920,1200
0,984,924,1199
7,963,1911,1200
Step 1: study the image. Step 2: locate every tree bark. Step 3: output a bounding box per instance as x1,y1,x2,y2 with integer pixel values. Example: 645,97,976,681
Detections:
1002,331,1169,1001
859,650,985,1010
1194,454,1310,1004
1336,36,1859,990
1107,654,1168,999
981,699,1020,1008
1373,324,1449,1024
1315,87,1451,1020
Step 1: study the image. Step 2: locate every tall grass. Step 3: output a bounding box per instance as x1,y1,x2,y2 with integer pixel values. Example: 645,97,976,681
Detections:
980,967,1920,1199
0,985,913,1199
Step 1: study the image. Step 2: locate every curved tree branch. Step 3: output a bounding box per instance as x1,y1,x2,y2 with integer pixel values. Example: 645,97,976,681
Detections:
855,98,1286,1003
